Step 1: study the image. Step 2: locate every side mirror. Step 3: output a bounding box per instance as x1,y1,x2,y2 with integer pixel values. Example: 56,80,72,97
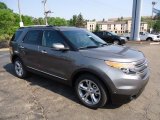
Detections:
52,43,69,51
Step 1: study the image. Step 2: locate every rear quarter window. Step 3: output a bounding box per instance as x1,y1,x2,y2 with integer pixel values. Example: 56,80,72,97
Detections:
11,31,23,41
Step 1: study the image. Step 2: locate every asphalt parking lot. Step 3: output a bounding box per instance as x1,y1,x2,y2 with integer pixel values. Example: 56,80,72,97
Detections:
0,43,160,120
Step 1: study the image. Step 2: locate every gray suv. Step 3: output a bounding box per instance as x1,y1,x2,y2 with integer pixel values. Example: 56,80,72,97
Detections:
9,26,149,108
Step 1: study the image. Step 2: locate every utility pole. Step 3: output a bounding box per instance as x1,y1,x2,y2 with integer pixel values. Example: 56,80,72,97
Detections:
130,0,143,41
152,1,156,18
18,0,24,27
150,1,157,33
42,0,53,25
42,0,47,25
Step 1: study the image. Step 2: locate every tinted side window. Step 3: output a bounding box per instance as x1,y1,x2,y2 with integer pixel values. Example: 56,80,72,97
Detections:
97,32,103,36
23,30,42,45
11,31,22,41
105,32,111,36
42,30,66,47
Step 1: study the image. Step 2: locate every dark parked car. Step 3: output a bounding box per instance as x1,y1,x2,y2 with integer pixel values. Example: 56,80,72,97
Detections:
9,26,149,109
93,31,127,45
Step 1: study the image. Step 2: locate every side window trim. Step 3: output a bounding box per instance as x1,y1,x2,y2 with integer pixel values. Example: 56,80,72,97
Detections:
41,30,68,48
11,31,23,42
22,30,43,46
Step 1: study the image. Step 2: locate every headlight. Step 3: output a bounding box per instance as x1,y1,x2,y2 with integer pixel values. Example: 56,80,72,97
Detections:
120,37,126,40
105,61,136,74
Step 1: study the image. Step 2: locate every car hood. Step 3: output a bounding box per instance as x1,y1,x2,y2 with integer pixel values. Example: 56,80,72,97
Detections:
148,34,157,37
80,45,145,62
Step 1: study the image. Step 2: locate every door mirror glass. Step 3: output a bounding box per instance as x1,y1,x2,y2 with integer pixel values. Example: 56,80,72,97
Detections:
52,43,69,51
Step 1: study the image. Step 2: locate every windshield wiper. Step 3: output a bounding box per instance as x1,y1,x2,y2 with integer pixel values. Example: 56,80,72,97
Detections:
79,45,99,50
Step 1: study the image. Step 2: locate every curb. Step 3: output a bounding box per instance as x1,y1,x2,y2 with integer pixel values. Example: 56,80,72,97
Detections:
0,48,9,52
127,41,160,45
150,42,160,45
127,41,150,44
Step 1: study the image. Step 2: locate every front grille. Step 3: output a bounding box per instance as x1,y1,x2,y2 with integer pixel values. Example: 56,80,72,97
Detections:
134,59,148,79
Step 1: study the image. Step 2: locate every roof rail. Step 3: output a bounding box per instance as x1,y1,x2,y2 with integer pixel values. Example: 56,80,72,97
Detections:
19,25,54,28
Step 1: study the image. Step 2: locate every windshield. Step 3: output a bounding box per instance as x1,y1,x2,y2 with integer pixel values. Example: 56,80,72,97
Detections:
62,29,107,49
109,32,117,36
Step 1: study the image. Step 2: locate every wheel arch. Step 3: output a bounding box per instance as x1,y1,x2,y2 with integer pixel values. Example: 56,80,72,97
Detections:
11,54,21,63
70,68,112,94
146,37,153,41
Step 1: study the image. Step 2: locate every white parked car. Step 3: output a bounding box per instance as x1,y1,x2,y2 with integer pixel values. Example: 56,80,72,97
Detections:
123,32,160,41
140,32,160,41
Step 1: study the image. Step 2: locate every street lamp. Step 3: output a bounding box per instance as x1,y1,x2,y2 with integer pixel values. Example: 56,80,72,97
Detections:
152,1,157,18
150,1,157,32
42,0,53,25
42,0,48,25
18,0,24,27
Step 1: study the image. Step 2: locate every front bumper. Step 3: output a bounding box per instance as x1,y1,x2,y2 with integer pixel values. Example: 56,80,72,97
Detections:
120,39,126,45
101,65,150,104
153,38,160,41
111,74,149,104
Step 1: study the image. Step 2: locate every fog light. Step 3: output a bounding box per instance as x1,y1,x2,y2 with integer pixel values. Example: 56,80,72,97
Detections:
121,68,130,74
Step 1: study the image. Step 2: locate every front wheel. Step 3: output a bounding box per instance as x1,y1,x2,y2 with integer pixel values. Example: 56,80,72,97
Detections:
75,74,108,109
113,40,120,45
146,38,153,41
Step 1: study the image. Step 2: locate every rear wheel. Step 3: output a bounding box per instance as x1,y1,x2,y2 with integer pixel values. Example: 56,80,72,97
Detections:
75,74,108,109
14,58,28,78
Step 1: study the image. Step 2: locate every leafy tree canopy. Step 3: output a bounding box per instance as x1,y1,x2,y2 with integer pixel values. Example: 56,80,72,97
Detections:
0,2,7,9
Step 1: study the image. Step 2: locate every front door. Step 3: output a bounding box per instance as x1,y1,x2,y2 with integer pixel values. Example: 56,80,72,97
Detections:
38,30,73,80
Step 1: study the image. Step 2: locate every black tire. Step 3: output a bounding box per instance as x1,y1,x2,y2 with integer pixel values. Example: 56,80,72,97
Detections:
75,74,108,109
14,58,28,78
113,40,120,45
146,37,153,41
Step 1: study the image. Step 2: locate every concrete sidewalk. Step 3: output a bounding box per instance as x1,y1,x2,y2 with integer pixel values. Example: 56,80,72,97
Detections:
0,48,9,52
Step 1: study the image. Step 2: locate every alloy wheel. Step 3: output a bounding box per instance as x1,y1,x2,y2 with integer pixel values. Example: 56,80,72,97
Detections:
78,79,101,105
15,61,23,77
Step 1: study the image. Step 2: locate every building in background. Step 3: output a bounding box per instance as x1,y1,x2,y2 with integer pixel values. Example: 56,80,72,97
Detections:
87,17,148,34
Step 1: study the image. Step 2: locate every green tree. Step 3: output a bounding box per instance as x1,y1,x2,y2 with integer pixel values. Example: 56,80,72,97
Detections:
121,16,124,21
153,20,160,32
0,9,17,35
69,15,77,26
95,24,100,32
22,15,33,26
0,2,7,9
33,17,45,25
48,17,68,26
0,2,34,41
76,13,84,27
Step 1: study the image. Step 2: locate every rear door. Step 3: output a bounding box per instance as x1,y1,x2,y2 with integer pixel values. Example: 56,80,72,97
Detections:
19,30,43,68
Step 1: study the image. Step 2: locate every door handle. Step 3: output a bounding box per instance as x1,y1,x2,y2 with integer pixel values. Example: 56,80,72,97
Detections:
19,45,24,49
41,50,47,54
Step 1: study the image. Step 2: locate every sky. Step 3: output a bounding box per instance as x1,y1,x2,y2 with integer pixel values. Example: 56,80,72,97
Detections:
1,0,160,20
